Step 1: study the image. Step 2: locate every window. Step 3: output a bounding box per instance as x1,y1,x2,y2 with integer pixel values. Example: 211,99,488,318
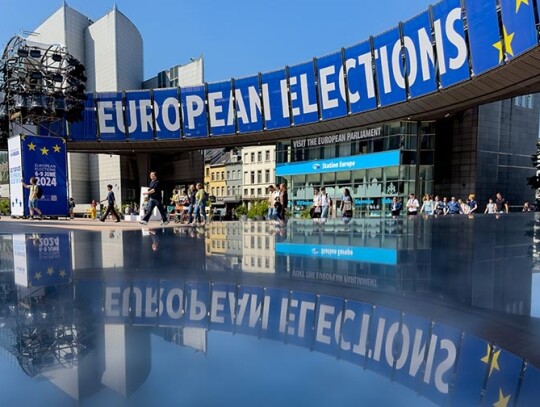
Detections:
221,171,225,180
265,150,270,161
206,168,209,176
244,188,248,196
211,172,215,181
211,187,215,195
221,187,225,196
244,171,248,183
257,188,262,196
257,151,262,162
251,152,255,162
251,171,255,183
227,186,231,196
250,188,255,196
257,170,262,183
244,153,248,163
227,171,230,180
265,169,270,183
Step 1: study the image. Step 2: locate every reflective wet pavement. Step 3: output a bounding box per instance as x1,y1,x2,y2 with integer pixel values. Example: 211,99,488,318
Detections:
0,215,539,406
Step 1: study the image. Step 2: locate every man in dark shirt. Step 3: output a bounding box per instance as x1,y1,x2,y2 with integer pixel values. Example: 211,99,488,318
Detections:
495,192,509,213
99,184,121,222
139,171,169,226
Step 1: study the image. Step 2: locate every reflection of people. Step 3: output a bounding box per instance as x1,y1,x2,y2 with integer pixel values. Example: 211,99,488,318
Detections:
140,171,169,226
99,184,121,223
22,177,43,220
523,201,533,212
149,230,160,252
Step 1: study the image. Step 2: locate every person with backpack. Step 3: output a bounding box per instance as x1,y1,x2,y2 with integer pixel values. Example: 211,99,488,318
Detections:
139,171,169,226
192,182,208,225
22,177,43,220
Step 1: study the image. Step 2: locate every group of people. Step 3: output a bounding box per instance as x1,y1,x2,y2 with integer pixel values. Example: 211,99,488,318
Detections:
266,184,289,223
308,187,354,223
391,192,529,217
167,183,209,225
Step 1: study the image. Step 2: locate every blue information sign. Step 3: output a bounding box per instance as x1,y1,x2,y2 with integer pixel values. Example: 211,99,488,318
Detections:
431,0,470,87
234,75,263,133
373,27,407,106
96,92,126,141
317,52,347,119
207,80,235,136
288,61,319,125
181,85,208,138
261,69,290,130
464,0,502,75
153,88,181,140
70,93,96,141
401,11,438,98
125,90,154,140
499,0,538,60
344,40,378,113
22,135,68,216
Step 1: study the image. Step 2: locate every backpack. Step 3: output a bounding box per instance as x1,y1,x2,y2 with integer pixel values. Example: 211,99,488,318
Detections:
35,186,43,199
203,191,209,203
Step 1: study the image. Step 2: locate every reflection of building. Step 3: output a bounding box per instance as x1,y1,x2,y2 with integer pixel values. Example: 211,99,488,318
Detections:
242,222,275,273
205,223,242,271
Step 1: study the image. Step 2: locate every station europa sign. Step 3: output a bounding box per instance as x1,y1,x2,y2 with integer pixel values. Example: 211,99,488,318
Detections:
69,0,540,142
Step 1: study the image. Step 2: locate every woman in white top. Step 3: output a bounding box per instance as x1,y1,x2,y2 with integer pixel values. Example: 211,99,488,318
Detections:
406,193,419,215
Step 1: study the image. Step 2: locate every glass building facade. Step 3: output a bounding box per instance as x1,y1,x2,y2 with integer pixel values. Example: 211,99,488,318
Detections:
276,121,436,217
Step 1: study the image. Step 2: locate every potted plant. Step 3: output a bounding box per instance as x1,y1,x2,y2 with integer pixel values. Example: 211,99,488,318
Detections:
234,204,248,221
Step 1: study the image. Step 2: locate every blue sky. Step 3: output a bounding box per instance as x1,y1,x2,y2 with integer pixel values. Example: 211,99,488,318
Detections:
0,0,435,83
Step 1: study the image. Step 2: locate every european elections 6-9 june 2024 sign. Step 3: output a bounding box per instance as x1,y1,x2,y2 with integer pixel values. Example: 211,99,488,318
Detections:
68,0,540,142
8,135,68,217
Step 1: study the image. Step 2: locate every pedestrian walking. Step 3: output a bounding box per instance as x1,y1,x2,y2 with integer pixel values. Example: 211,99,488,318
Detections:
139,171,169,226
99,184,121,223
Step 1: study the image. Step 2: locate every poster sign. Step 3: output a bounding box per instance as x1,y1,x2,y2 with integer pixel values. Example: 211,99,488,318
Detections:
9,135,68,217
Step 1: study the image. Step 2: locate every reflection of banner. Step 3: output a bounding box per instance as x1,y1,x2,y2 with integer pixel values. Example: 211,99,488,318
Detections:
14,233,72,287
275,242,397,265
9,135,68,216
95,279,535,406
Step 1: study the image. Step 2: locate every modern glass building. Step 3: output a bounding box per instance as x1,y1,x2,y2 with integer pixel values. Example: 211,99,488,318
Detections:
276,121,436,216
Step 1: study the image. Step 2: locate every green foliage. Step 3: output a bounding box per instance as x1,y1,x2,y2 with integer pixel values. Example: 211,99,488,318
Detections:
0,198,9,215
300,207,312,219
234,204,248,216
248,200,269,219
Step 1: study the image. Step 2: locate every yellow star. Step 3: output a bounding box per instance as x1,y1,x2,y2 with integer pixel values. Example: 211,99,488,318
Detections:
516,0,529,13
481,344,501,376
28,142,36,151
40,146,49,155
493,388,511,407
53,144,61,153
34,272,42,281
493,26,515,63
59,269,66,278
21,134,26,140
47,267,54,276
